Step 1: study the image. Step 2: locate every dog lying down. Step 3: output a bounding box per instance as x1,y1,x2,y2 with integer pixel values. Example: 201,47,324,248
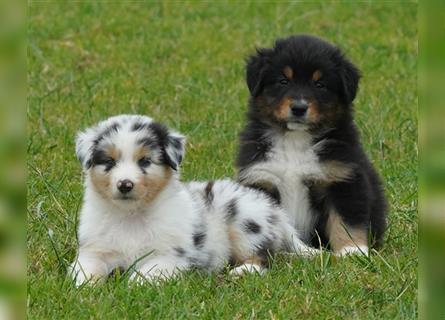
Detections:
69,114,317,285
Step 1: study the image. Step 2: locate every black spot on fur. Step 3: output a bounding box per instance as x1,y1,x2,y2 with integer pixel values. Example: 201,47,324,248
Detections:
137,137,158,150
148,121,183,170
93,123,120,146
173,247,186,257
225,199,238,222
244,220,261,234
91,149,116,172
132,122,149,131
256,238,274,266
85,123,121,168
246,182,281,205
203,181,214,207
193,231,206,249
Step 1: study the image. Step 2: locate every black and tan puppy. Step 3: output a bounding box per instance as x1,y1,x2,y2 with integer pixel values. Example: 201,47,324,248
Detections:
236,34,387,256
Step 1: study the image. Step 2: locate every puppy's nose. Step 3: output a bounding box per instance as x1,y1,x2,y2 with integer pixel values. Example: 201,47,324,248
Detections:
117,179,134,194
291,100,309,117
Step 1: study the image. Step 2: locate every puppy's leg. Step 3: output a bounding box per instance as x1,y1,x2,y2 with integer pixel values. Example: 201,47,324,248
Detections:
69,250,111,286
129,255,189,284
281,222,321,256
326,209,369,256
288,232,321,256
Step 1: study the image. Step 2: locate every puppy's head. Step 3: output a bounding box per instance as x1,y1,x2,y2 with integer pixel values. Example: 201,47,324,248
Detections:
246,34,360,131
75,115,185,207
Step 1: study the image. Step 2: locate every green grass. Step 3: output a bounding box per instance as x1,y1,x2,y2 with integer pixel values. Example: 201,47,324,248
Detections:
27,2,417,319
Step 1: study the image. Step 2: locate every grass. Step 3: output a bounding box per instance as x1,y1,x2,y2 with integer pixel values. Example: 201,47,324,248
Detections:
27,2,417,319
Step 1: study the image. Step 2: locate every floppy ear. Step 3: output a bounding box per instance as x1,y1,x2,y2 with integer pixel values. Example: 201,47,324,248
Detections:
339,58,360,105
75,129,96,169
164,132,185,171
246,48,273,97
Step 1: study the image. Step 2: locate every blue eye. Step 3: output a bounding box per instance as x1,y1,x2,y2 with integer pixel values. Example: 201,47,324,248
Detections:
138,157,152,168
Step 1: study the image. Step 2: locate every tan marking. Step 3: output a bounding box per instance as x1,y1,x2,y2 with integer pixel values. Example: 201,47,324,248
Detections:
326,209,368,253
133,145,150,162
104,144,121,161
242,255,264,266
89,145,120,200
307,100,321,123
283,66,293,79
90,168,111,200
321,161,355,183
139,167,172,203
274,97,292,120
228,226,244,264
312,70,322,81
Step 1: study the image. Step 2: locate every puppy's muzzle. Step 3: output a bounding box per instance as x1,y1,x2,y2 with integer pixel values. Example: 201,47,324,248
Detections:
291,100,308,118
117,179,134,194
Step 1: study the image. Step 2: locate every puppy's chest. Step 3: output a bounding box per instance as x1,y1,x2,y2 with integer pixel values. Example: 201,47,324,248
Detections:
266,134,323,238
100,215,154,257
268,134,323,181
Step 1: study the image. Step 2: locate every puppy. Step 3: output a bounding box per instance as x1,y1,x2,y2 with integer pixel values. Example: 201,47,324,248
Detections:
236,35,387,256
69,114,315,286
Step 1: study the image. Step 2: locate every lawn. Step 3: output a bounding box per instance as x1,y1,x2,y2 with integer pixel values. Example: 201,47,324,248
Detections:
27,2,417,319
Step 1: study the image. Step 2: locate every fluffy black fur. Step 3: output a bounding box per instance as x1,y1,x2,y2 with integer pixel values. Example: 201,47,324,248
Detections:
236,35,387,249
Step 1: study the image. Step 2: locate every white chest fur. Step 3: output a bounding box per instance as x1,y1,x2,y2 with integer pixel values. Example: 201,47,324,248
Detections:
78,182,196,267
240,130,324,241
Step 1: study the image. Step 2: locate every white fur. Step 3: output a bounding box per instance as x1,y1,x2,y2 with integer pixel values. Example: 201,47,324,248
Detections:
69,115,316,286
229,263,265,277
336,245,369,257
238,130,327,242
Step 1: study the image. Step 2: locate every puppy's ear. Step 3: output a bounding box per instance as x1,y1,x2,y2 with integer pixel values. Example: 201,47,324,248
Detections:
75,129,95,170
339,58,360,105
164,132,185,171
246,48,273,97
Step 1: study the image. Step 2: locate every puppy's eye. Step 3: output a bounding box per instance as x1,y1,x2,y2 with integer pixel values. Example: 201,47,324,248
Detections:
138,157,152,168
279,78,289,85
101,158,116,172
314,81,325,89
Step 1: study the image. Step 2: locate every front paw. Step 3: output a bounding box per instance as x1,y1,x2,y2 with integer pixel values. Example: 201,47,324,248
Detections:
68,261,107,287
335,245,369,257
229,263,265,278
128,268,175,285
298,247,321,257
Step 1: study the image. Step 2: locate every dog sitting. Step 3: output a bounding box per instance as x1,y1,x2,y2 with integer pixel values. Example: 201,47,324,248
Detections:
69,114,316,286
236,35,387,256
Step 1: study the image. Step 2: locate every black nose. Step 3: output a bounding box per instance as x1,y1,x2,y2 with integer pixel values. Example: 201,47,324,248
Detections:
291,100,308,117
117,179,134,194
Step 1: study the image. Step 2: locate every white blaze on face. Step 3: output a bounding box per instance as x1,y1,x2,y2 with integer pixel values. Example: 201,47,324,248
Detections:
108,131,143,198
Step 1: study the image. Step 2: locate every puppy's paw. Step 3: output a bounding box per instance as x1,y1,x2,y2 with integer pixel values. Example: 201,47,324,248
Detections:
68,259,108,287
335,245,369,257
298,247,322,257
68,265,105,287
129,268,176,286
229,263,265,278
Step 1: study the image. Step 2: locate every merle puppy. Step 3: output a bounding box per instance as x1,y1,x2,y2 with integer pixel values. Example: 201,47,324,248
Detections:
69,115,316,286
236,35,387,256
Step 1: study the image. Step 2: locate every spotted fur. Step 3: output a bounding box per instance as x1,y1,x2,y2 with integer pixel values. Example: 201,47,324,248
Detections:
69,114,316,286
